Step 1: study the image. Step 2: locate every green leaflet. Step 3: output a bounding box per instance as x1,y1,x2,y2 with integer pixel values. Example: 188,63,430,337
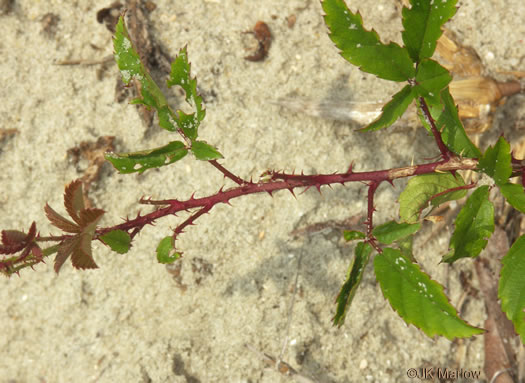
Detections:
167,46,205,140
333,242,372,326
191,140,223,161
374,248,483,339
373,221,421,245
100,230,132,254
499,235,525,344
399,172,467,224
114,16,177,132
322,0,415,82
156,236,181,264
343,230,366,241
361,85,415,131
428,88,480,158
105,141,188,174
478,137,512,186
443,186,494,263
402,0,458,63
414,59,452,104
499,183,525,214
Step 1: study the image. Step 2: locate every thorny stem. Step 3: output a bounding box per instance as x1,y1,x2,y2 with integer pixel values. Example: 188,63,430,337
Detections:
365,181,382,253
418,97,453,160
208,160,249,185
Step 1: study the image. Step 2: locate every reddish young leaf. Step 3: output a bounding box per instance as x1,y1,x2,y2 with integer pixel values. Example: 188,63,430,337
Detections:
64,180,85,225
54,237,80,273
44,204,81,233
71,233,99,270
78,208,105,228
2,230,27,246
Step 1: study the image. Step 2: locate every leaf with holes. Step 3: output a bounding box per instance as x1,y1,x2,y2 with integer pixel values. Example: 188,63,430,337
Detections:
105,141,188,174
443,186,494,263
402,0,458,62
375,248,484,339
322,0,415,82
156,236,181,264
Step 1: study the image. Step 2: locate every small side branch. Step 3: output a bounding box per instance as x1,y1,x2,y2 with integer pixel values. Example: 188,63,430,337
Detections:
208,160,249,185
365,181,382,253
418,97,452,160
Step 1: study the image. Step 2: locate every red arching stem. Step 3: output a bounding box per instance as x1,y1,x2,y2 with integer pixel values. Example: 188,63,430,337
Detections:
418,97,452,160
96,156,479,238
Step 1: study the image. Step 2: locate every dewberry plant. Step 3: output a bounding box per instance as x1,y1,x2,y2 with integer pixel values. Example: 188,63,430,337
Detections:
1,0,524,343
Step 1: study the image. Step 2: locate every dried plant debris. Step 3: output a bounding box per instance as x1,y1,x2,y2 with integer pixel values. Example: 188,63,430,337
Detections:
67,136,115,207
0,128,17,143
0,0,13,15
40,13,60,37
244,21,272,62
96,1,123,33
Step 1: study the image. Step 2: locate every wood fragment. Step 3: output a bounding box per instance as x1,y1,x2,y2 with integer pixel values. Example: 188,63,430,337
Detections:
244,21,272,62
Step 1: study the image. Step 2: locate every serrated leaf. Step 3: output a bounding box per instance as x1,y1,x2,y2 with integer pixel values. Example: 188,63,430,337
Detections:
322,0,415,82
64,180,85,225
333,242,372,326
113,16,177,132
156,236,181,264
499,235,525,344
100,230,131,254
374,248,483,339
78,208,105,228
443,186,494,263
428,87,481,158
167,46,205,140
44,203,81,234
191,140,223,161
343,230,366,241
499,183,525,213
402,0,458,63
54,237,80,273
414,59,452,104
361,85,415,131
478,136,512,186
373,221,421,245
105,141,188,174
71,232,99,270
399,172,467,223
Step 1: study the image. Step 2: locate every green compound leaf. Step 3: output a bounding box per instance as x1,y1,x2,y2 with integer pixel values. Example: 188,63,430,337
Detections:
322,0,415,82
191,140,223,161
478,136,512,186
414,59,452,104
499,183,525,214
100,230,132,254
156,236,181,264
399,173,467,224
423,87,481,158
167,46,205,140
114,16,178,133
402,0,458,63
443,186,494,264
343,230,366,241
333,242,372,326
499,235,525,344
373,221,421,245
105,141,188,174
374,248,484,339
361,85,416,131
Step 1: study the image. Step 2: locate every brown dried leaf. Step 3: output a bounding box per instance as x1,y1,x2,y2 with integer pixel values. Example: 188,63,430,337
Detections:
44,203,80,233
64,180,85,225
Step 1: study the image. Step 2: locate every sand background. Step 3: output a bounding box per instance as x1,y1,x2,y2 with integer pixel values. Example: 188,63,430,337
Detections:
1,0,524,382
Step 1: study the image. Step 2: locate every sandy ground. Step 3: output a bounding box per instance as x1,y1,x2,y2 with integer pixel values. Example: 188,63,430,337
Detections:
1,1,524,382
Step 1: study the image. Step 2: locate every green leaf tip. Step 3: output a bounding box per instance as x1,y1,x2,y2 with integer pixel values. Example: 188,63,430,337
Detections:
191,140,223,161
156,236,181,264
499,235,525,344
100,230,131,254
443,186,494,264
361,85,415,132
343,230,366,241
478,136,512,186
333,242,372,326
373,221,421,245
402,0,458,63
375,248,484,339
322,0,415,82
